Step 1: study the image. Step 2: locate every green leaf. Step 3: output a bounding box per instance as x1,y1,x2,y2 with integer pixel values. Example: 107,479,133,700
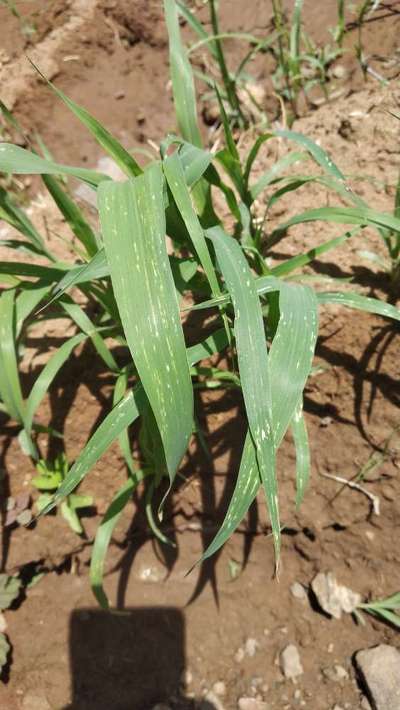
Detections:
274,205,400,240
90,473,145,608
98,165,194,485
0,632,10,672
291,400,311,507
250,150,308,200
39,387,145,515
163,152,220,294
59,296,118,372
0,574,21,610
52,249,109,300
317,291,400,322
25,333,87,436
199,278,318,562
0,143,109,187
0,289,25,422
29,61,142,179
164,0,202,147
42,174,99,257
0,185,49,257
0,261,68,282
274,129,345,180
61,500,84,535
209,226,279,561
271,230,357,277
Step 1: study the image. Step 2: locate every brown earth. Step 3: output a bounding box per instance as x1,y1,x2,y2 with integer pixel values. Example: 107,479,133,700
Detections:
1,2,400,710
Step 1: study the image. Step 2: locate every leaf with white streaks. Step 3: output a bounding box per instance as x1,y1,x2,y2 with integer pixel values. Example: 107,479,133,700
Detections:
209,226,279,561
98,164,194,486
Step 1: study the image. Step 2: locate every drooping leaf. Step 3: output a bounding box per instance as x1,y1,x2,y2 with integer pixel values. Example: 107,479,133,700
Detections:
317,291,400,322
199,278,318,562
0,143,109,187
209,226,279,560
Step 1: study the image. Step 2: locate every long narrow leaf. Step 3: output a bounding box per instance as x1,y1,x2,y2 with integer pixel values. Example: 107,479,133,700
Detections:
209,226,279,561
98,164,194,484
164,0,202,147
0,144,109,187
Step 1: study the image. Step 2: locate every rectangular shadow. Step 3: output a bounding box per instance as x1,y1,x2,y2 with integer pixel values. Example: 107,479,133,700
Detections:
67,607,186,710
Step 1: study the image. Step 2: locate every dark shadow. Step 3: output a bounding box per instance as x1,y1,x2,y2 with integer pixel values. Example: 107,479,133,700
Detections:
64,607,217,710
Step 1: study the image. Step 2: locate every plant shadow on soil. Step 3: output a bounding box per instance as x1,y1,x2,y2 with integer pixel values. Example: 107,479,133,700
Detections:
63,607,217,710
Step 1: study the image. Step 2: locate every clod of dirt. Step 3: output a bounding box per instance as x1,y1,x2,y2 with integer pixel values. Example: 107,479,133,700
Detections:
322,664,349,682
311,572,361,619
280,644,304,681
237,698,268,710
354,644,400,710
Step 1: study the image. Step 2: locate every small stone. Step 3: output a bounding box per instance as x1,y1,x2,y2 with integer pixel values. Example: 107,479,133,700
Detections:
237,698,268,710
137,564,166,583
294,689,302,699
22,694,51,710
212,681,226,697
311,571,361,619
365,530,375,541
290,582,307,601
355,644,400,710
180,668,193,686
16,509,32,526
331,64,349,80
280,644,304,680
235,647,245,663
327,643,334,653
322,665,349,682
245,638,259,657
114,90,125,100
320,416,333,427
202,101,220,126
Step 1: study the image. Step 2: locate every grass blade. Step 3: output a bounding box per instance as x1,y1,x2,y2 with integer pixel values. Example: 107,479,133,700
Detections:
317,291,400,321
29,62,142,179
39,387,145,515
209,226,279,562
0,289,25,422
198,278,318,561
271,229,358,277
0,144,109,187
273,205,400,239
98,164,194,485
90,472,147,608
164,0,202,147
24,333,87,436
163,152,220,295
42,174,99,257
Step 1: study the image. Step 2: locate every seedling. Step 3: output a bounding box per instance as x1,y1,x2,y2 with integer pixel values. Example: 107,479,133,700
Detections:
32,454,93,535
0,0,398,613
